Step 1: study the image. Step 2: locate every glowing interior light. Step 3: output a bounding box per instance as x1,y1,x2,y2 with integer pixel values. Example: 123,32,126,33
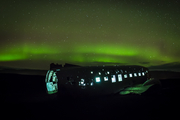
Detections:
90,82,93,86
146,70,148,73
129,73,132,77
107,71,110,74
95,77,101,82
111,75,116,83
53,72,57,82
104,76,108,81
124,74,127,78
142,72,145,76
56,69,60,71
118,74,122,81
134,73,137,77
91,71,93,74
99,72,101,75
79,79,86,86
46,82,55,91
138,73,141,76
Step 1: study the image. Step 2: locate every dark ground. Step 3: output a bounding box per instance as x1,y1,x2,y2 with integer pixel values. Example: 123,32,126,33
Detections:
1,72,180,120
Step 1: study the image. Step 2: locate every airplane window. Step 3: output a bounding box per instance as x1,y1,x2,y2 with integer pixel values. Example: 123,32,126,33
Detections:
111,75,116,83
134,73,137,77
91,71,93,74
99,72,101,75
118,74,122,81
129,73,132,77
124,74,128,78
142,72,145,76
138,73,141,76
104,76,108,81
90,82,93,86
107,71,110,74
95,77,101,82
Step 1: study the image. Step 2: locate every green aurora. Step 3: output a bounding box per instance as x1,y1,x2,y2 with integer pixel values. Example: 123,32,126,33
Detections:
0,0,179,69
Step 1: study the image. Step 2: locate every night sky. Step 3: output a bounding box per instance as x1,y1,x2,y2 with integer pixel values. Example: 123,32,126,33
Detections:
0,0,180,70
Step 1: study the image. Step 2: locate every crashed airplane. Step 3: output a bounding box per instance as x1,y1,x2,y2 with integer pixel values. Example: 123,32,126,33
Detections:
45,63,161,98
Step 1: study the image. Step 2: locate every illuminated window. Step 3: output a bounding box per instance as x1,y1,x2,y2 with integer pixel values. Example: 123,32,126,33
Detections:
142,72,145,76
99,72,101,75
111,75,116,83
104,76,108,81
90,82,93,86
91,71,93,74
107,71,110,74
129,73,132,77
95,77,101,82
124,74,127,78
118,74,122,81
138,73,141,76
53,72,57,82
146,70,148,73
134,73,137,77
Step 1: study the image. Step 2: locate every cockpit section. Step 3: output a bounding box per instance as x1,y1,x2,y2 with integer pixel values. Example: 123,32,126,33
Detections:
45,70,58,94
